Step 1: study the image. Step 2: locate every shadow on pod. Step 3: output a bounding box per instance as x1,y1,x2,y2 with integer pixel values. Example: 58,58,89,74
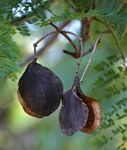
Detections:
18,60,63,118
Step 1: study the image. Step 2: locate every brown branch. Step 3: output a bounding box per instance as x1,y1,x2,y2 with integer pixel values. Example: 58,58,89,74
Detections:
49,21,80,53
80,17,91,44
33,29,82,59
63,17,92,58
20,21,70,67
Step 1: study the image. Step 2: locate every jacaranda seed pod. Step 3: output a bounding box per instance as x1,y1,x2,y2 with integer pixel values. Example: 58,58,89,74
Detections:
18,61,63,118
59,78,89,136
76,82,101,134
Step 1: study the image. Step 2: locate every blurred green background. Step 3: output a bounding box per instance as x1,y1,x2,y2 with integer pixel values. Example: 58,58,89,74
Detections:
0,22,127,150
0,1,127,150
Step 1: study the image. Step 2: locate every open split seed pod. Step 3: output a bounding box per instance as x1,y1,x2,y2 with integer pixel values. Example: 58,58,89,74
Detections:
76,84,101,134
59,77,101,135
59,35,101,135
59,77,89,136
18,60,63,118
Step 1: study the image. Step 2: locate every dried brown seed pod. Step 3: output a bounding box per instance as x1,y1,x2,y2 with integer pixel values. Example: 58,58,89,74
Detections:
59,82,89,136
18,61,63,118
77,84,101,134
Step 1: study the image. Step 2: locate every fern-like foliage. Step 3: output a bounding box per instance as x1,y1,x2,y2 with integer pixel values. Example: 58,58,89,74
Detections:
0,0,50,80
85,53,127,150
0,21,20,80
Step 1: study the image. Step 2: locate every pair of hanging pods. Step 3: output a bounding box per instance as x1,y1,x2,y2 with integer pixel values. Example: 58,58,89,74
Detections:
17,22,101,136
18,59,101,136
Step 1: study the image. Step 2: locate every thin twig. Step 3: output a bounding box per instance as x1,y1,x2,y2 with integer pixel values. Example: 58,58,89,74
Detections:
33,31,56,60
80,35,102,83
34,30,81,49
20,21,70,66
62,30,82,58
33,44,37,60
75,38,84,78
33,31,56,46
32,29,83,61
64,31,81,48
49,20,80,53
80,18,91,44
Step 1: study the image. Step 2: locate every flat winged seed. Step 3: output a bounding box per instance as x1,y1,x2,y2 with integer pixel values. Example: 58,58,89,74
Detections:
18,62,63,118
77,86,101,134
59,86,89,136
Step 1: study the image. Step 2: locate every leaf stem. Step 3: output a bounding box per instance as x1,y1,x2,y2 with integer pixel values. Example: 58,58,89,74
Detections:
93,17,125,60
80,35,101,83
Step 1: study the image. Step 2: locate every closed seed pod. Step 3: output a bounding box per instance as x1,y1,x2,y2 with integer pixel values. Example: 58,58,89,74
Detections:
18,61,63,118
77,84,101,134
59,80,89,136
